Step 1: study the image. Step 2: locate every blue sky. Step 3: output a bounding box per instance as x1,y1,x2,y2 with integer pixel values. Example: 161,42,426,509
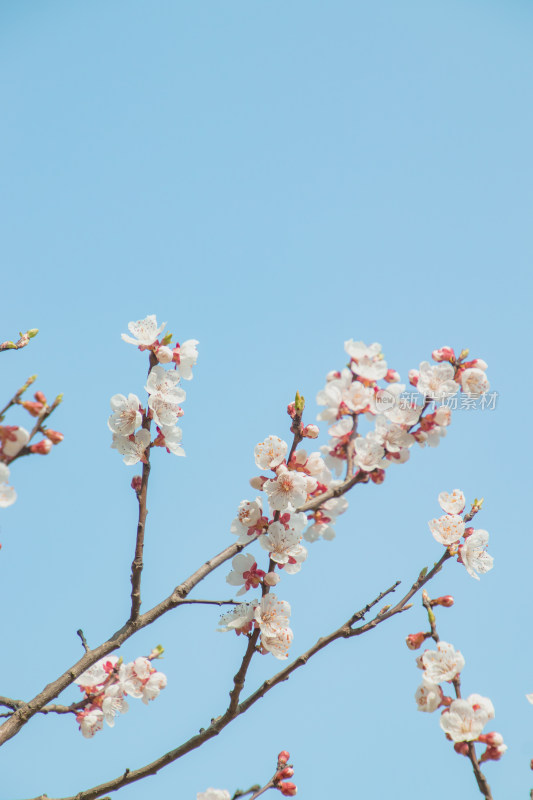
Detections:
0,1,532,798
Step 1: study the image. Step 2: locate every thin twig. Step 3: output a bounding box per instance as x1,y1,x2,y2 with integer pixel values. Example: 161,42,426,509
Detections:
77,630,90,653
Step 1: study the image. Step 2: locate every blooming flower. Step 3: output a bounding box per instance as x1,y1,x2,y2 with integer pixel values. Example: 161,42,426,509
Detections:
108,394,142,436
264,466,312,512
75,657,119,691
156,425,185,457
121,315,166,347
421,641,465,683
344,340,388,381
353,435,386,472
230,498,266,543
254,594,291,637
415,681,443,712
460,530,494,580
77,706,104,738
254,436,288,470
460,368,490,397
259,521,308,574
174,339,199,380
262,626,294,659
102,684,129,727
148,394,184,428
416,362,459,401
217,601,256,633
226,553,266,595
111,430,151,465
439,695,494,742
438,490,466,515
428,514,465,546
145,364,185,400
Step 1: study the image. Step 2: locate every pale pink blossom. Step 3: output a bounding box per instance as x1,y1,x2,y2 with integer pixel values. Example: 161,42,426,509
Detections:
108,394,142,436
155,345,173,364
111,429,151,465
428,514,465,546
439,695,493,742
226,553,265,595
148,394,184,427
140,670,167,704
102,684,129,727
344,340,388,381
0,482,16,508
1,426,30,457
421,641,465,683
254,435,288,470
353,435,386,472
262,626,294,660
316,369,353,421
230,498,266,543
121,315,166,347
460,530,494,579
416,362,459,401
254,594,291,637
145,364,185,400
77,706,104,738
264,466,312,512
175,339,199,380
343,381,373,413
438,490,466,515
75,657,119,691
260,521,308,574
157,425,185,457
372,416,415,454
119,657,152,698
415,681,443,712
460,367,490,396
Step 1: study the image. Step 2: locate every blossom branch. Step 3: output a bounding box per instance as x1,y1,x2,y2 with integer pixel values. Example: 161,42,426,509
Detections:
7,394,63,465
0,375,37,421
0,329,38,353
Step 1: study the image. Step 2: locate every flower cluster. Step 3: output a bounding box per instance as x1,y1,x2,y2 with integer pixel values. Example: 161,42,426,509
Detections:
111,315,198,464
218,594,292,660
197,751,297,800
74,651,167,738
428,490,494,580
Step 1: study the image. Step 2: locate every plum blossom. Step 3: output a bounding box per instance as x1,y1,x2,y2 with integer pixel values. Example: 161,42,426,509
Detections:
428,514,465,546
372,415,415,455
77,706,104,738
121,315,166,347
254,594,291,638
264,466,314,512
316,369,353,421
111,429,151,465
416,362,459,401
145,364,185,401
156,425,185,457
439,695,494,742
226,553,266,595
260,520,308,574
75,657,119,691
421,641,465,683
353,435,386,472
148,394,184,428
438,490,466,515
102,684,129,727
1,425,30,457
415,681,443,712
344,340,388,381
174,339,199,380
343,380,373,413
254,436,288,470
262,626,294,660
107,394,142,436
217,601,256,633
139,670,167,704
230,498,266,543
460,367,490,397
460,530,494,579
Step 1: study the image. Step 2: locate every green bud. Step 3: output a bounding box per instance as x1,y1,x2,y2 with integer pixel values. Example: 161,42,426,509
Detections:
294,390,305,414
27,328,39,338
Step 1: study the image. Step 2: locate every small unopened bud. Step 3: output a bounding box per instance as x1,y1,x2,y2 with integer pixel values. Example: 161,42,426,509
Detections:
131,476,142,492
431,595,454,608
302,424,319,439
370,469,385,484
155,345,173,364
478,732,504,746
294,391,305,414
276,767,294,780
264,572,280,586
458,348,470,362
287,402,296,419
34,391,47,404
408,369,419,387
21,400,45,417
30,439,52,455
44,429,64,444
454,742,470,756
406,632,427,650
27,328,39,338
277,751,290,765
464,527,474,540
480,744,507,762
148,644,165,660
250,476,267,490
432,346,455,363
279,782,297,796
384,369,400,383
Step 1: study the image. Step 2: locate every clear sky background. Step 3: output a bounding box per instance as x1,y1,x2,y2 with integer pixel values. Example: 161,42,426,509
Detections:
0,1,532,798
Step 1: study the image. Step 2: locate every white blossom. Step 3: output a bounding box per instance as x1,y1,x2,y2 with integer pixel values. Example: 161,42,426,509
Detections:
344,340,388,381
316,369,353,421
75,657,119,691
176,339,199,380
304,522,336,542
145,364,185,400
461,368,490,397
262,626,294,660
421,641,465,683
226,553,264,595
217,601,256,632
148,394,184,427
108,394,142,436
197,790,231,800
460,530,494,580
111,429,151,465
140,670,167,704
353,435,386,472
78,707,104,738
259,521,308,574
428,514,465,546
439,695,493,742
158,425,185,457
121,315,166,347
102,684,129,727
416,362,459,401
254,436,288,470
438,490,466,515
415,681,443,712
1,426,30,457
230,498,265,543
254,594,291,637
264,466,312,512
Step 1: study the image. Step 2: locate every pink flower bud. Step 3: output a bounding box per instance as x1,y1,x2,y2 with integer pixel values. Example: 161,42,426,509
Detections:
454,742,470,756
30,439,52,455
463,527,474,540
408,369,419,387
44,429,64,444
264,572,280,586
277,751,290,765
302,424,319,439
287,402,296,419
432,347,455,363
431,595,454,608
326,371,341,381
277,767,294,779
131,476,142,492
478,732,504,746
370,469,386,484
279,782,297,796
384,369,400,383
406,632,427,650
480,745,506,762
249,476,267,490
34,390,47,404
21,401,45,417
